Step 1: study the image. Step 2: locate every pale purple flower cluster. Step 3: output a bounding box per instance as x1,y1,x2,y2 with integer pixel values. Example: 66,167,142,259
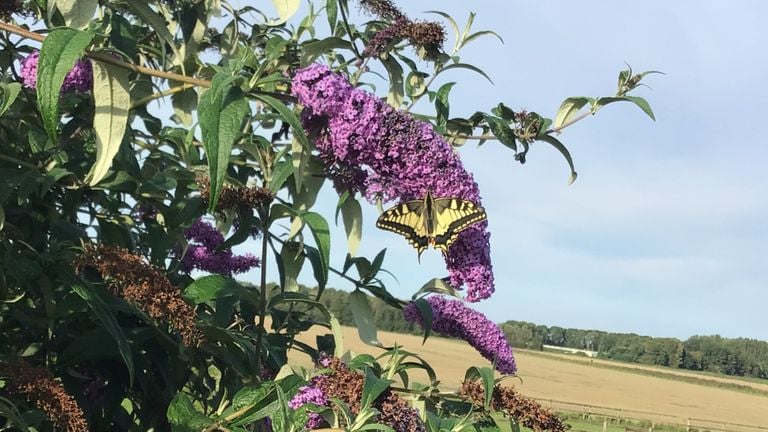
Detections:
404,295,516,374
182,219,259,275
292,64,494,301
20,50,93,94
288,378,328,429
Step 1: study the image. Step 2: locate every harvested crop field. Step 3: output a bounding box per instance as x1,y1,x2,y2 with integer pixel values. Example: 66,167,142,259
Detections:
288,325,768,429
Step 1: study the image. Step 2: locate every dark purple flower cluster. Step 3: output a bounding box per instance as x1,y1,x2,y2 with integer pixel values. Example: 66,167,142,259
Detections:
292,64,494,301
20,50,93,94
404,296,516,374
182,219,259,275
288,377,329,429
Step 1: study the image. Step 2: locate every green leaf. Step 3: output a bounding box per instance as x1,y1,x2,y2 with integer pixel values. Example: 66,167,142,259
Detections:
268,292,343,356
326,0,338,30
167,393,213,432
405,71,428,99
381,55,404,108
126,0,184,66
183,275,246,304
302,212,330,285
85,61,131,186
269,0,300,25
305,244,327,291
301,37,352,65
37,28,94,141
538,135,577,184
0,83,22,117
465,366,496,411
72,285,135,385
553,96,593,130
253,93,310,151
226,385,274,426
435,82,455,129
412,278,459,300
280,241,305,292
624,95,656,121
54,0,98,29
349,290,382,347
461,30,504,49
483,115,516,151
412,298,433,344
199,73,250,212
360,369,392,410
340,196,362,257
438,63,494,85
171,86,197,127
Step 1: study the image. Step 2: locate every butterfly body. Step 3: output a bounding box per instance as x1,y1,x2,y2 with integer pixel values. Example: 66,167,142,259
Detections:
376,191,487,258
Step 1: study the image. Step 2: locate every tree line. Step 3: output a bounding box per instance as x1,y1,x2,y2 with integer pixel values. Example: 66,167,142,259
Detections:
265,285,768,380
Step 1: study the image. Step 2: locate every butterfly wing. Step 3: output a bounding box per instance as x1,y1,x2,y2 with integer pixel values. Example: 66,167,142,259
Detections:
376,199,430,256
431,198,487,254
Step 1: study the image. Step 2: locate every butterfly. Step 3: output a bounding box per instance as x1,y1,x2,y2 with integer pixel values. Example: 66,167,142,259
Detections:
376,190,487,259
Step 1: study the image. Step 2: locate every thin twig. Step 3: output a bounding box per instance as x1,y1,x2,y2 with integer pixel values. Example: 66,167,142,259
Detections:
0,153,38,170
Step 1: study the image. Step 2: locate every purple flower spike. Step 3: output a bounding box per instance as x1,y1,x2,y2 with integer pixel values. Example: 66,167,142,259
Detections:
20,50,93,94
182,219,259,276
291,64,496,301
288,379,329,430
404,296,516,374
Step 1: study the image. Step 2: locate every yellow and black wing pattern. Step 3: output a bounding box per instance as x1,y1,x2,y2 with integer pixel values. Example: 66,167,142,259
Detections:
376,191,487,257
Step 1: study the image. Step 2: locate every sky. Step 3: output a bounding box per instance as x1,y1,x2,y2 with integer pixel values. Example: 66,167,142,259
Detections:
233,1,768,341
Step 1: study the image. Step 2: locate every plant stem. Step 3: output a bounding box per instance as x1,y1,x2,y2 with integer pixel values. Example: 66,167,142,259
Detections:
253,207,270,376
338,0,363,60
0,153,37,170
131,83,195,109
546,109,594,134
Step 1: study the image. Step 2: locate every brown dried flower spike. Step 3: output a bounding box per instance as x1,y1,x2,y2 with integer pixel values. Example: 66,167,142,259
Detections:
197,175,273,212
0,360,89,432
75,244,203,347
460,380,568,432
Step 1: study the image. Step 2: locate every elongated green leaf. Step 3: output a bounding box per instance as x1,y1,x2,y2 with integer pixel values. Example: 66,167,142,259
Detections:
461,30,504,49
301,36,352,65
253,94,310,150
349,290,382,347
413,298,433,344
360,369,391,409
0,83,21,117
326,0,338,30
624,95,656,120
199,74,249,212
183,275,245,304
553,96,592,130
412,278,459,300
341,196,362,257
405,71,428,99
538,135,577,184
435,82,455,129
438,63,494,84
167,393,213,431
483,115,516,151
72,285,134,385
126,0,184,66
302,212,330,284
37,28,94,140
381,55,404,108
465,366,496,411
268,292,343,356
85,61,131,185
171,86,196,127
280,241,304,292
55,0,98,29
270,0,300,25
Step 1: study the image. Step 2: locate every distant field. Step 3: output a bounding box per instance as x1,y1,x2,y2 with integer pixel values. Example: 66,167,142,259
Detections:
288,325,768,429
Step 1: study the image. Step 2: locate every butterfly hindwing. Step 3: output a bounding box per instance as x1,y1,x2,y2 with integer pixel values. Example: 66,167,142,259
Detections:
377,192,487,257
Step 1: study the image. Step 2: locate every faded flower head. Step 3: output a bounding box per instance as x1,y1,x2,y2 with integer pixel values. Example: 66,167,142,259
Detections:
196,175,273,212
359,0,445,60
292,64,494,301
182,219,260,275
20,50,93,94
404,296,516,374
75,244,203,346
0,360,89,432
290,357,425,431
460,380,568,432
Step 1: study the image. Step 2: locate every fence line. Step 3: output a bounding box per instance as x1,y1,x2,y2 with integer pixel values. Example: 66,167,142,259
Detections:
531,397,768,432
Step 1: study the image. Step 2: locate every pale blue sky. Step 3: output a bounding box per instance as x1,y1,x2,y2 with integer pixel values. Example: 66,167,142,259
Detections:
237,1,768,340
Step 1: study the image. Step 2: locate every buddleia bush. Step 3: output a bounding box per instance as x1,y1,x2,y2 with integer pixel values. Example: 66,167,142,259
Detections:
0,0,657,431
